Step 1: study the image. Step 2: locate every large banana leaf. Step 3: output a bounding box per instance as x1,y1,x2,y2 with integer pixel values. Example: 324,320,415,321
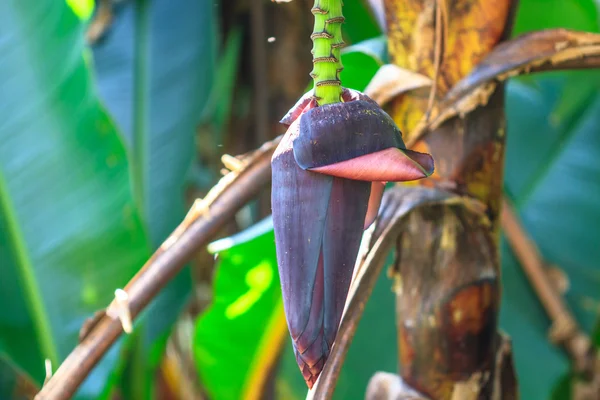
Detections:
501,74,600,399
0,1,150,398
92,0,216,247
89,0,217,397
499,1,600,398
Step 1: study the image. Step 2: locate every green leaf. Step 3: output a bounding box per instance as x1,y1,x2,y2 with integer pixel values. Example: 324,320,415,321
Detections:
66,0,95,21
340,36,387,92
92,0,217,247
90,0,217,396
512,0,600,36
501,73,600,399
342,0,382,44
0,1,150,398
511,0,600,160
193,217,287,400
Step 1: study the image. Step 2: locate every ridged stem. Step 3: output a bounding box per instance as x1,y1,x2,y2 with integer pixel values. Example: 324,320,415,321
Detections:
310,0,344,105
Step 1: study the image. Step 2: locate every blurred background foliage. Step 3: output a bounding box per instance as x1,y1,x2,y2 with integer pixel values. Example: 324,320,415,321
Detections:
0,0,598,399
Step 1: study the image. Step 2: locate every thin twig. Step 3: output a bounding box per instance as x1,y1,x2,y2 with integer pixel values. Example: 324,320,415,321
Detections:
425,0,445,121
34,137,281,400
501,198,595,375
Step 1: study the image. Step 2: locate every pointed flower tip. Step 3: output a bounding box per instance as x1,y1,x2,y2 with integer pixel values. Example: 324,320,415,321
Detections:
295,349,324,389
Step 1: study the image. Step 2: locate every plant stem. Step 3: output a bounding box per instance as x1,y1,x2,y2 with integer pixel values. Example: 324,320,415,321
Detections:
311,0,344,106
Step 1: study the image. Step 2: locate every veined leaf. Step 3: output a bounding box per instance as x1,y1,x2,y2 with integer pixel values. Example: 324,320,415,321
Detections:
501,1,600,397
0,1,150,398
512,0,600,143
194,217,288,400
92,0,217,247
501,74,600,399
90,2,217,397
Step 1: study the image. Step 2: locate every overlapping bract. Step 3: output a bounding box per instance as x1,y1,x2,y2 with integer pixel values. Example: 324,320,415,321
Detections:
271,88,434,388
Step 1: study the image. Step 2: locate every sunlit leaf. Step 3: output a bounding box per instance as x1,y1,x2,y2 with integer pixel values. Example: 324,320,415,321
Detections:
341,36,387,92
512,0,600,36
66,0,94,21
194,217,288,400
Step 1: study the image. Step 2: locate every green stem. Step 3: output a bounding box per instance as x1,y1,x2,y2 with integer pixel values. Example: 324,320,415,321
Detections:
311,0,344,106
133,0,150,218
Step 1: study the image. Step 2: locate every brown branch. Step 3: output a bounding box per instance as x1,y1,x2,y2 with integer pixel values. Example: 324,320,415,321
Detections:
501,198,596,376
35,137,281,400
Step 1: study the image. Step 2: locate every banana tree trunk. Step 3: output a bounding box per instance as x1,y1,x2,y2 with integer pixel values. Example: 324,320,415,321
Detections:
383,0,518,398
